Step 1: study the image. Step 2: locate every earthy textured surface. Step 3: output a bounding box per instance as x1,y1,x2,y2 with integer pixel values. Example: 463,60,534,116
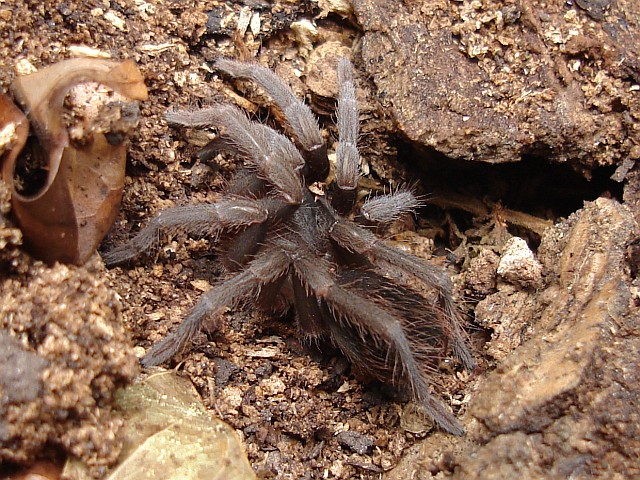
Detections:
1,0,639,479
0,180,22,268
1,2,466,478
387,198,639,479
465,198,638,478
0,256,139,475
353,0,640,169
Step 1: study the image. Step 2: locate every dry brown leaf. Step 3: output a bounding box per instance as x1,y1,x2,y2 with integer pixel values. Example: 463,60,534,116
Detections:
0,58,148,264
62,371,257,480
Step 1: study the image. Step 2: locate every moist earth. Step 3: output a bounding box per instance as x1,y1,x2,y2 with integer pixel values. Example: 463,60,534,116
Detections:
1,1,638,479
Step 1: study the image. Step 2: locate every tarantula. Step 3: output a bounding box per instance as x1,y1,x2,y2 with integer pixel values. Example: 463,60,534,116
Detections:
104,58,475,435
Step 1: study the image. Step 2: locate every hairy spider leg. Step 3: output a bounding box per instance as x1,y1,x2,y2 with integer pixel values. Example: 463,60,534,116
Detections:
106,57,475,436
167,105,305,205
142,248,292,367
103,199,269,266
221,197,297,271
356,187,424,226
329,220,476,370
331,58,361,214
291,272,327,340
291,253,464,435
214,58,328,182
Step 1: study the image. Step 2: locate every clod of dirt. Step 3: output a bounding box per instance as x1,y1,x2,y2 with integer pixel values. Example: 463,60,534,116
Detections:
0,256,139,476
336,430,375,455
352,0,640,171
474,286,538,362
0,179,22,268
461,248,500,299
575,0,612,20
306,41,354,102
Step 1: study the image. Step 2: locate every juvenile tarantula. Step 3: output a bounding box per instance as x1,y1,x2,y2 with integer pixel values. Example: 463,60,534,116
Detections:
104,58,475,435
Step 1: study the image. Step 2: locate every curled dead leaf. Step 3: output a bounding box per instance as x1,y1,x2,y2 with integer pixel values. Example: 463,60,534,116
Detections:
0,58,148,264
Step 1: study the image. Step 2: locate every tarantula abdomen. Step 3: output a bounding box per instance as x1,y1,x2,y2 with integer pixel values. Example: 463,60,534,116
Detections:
104,57,475,435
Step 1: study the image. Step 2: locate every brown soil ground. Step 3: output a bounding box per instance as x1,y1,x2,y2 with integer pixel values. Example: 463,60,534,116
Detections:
1,1,638,479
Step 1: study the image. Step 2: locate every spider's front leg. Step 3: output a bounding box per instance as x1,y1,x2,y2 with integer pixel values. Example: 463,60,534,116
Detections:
214,58,329,182
142,247,292,366
331,58,361,214
167,104,304,205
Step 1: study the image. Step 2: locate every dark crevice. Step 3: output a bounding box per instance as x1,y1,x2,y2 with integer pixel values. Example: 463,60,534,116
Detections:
398,142,623,221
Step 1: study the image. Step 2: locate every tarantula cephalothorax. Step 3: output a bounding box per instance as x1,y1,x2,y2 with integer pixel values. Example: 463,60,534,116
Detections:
104,58,475,435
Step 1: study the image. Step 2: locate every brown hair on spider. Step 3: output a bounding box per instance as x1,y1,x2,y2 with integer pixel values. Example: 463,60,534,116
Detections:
104,57,475,435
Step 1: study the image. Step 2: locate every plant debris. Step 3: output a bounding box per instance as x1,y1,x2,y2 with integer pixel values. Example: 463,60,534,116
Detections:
63,371,256,480
1,58,148,264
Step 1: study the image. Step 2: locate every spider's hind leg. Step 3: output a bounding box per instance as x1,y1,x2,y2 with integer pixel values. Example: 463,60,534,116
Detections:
329,220,476,371
292,254,465,435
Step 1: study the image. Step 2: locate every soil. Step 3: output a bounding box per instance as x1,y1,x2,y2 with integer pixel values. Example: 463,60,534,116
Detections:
1,1,639,479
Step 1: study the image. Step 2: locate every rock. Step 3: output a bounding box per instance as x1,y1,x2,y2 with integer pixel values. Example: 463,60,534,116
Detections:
0,333,48,406
385,198,639,479
464,198,639,478
475,287,538,362
352,0,640,170
497,237,543,289
461,248,500,299
336,430,375,455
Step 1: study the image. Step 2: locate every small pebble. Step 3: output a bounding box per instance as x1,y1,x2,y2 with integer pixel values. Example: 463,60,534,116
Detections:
336,431,375,455
498,237,543,289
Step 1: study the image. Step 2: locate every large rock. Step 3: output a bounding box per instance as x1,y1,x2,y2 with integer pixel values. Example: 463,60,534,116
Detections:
386,198,639,479
353,0,640,169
